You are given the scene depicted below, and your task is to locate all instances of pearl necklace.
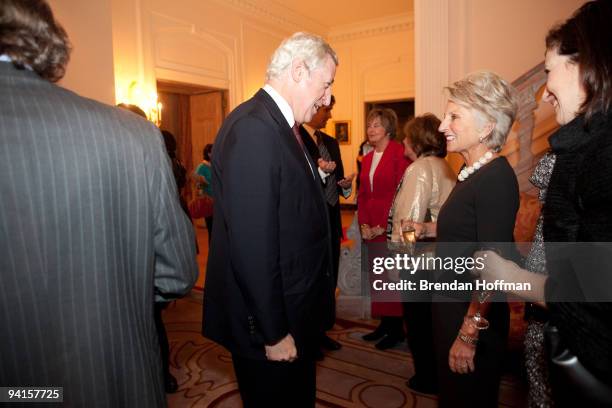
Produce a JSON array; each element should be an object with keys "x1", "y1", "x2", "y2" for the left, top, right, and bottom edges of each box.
[{"x1": 458, "y1": 151, "x2": 493, "y2": 182}]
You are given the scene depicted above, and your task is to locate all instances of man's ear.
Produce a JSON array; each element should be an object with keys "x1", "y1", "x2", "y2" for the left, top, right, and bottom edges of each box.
[{"x1": 290, "y1": 58, "x2": 307, "y2": 83}]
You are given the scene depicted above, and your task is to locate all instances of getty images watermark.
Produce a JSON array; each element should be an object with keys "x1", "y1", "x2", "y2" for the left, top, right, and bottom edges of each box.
[
  {"x1": 359, "y1": 242, "x2": 612, "y2": 303},
  {"x1": 370, "y1": 252, "x2": 531, "y2": 293}
]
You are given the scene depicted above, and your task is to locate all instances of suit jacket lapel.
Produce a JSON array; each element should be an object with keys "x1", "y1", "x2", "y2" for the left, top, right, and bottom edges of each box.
[
  {"x1": 255, "y1": 90, "x2": 318, "y2": 181},
  {"x1": 254, "y1": 90, "x2": 328, "y2": 216}
]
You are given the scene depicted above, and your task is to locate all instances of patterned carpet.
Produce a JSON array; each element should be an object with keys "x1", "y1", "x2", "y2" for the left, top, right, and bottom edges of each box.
[{"x1": 163, "y1": 292, "x2": 527, "y2": 407}]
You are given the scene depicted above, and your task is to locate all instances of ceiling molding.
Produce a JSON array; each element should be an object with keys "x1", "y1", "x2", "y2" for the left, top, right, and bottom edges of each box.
[
  {"x1": 328, "y1": 13, "x2": 413, "y2": 42},
  {"x1": 211, "y1": 0, "x2": 326, "y2": 35}
]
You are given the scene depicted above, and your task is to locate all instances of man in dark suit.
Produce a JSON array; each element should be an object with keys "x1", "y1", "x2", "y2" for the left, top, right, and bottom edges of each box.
[
  {"x1": 202, "y1": 32, "x2": 338, "y2": 407},
  {"x1": 299, "y1": 96, "x2": 355, "y2": 354},
  {"x1": 0, "y1": 1, "x2": 198, "y2": 406}
]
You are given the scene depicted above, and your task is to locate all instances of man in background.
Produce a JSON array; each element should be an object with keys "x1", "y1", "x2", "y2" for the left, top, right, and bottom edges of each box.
[
  {"x1": 0, "y1": 1, "x2": 198, "y2": 406},
  {"x1": 300, "y1": 96, "x2": 355, "y2": 356},
  {"x1": 202, "y1": 32, "x2": 337, "y2": 406}
]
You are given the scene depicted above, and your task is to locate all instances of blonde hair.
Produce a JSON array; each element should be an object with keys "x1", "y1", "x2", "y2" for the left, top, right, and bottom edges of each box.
[
  {"x1": 266, "y1": 32, "x2": 338, "y2": 80},
  {"x1": 446, "y1": 71, "x2": 518, "y2": 152}
]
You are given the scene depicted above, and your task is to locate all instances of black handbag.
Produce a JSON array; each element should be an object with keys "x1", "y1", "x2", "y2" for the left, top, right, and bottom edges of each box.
[{"x1": 545, "y1": 323, "x2": 612, "y2": 407}]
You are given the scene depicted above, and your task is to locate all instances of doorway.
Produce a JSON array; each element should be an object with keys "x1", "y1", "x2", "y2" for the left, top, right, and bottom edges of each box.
[{"x1": 157, "y1": 80, "x2": 228, "y2": 199}]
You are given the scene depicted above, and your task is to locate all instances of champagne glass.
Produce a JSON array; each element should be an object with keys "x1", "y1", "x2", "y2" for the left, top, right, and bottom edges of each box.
[
  {"x1": 465, "y1": 246, "x2": 500, "y2": 330},
  {"x1": 464, "y1": 290, "x2": 492, "y2": 330},
  {"x1": 400, "y1": 219, "x2": 417, "y2": 255}
]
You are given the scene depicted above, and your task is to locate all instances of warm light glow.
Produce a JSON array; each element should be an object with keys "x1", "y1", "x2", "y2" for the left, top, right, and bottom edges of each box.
[{"x1": 116, "y1": 80, "x2": 162, "y2": 126}]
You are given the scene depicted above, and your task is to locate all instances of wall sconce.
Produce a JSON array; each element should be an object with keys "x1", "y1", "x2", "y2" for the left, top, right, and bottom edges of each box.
[
  {"x1": 118, "y1": 80, "x2": 162, "y2": 127},
  {"x1": 148, "y1": 100, "x2": 163, "y2": 127}
]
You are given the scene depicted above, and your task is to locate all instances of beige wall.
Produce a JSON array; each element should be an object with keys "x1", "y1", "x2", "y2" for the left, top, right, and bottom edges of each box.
[
  {"x1": 328, "y1": 16, "x2": 414, "y2": 199},
  {"x1": 451, "y1": 0, "x2": 584, "y2": 83},
  {"x1": 49, "y1": 0, "x2": 116, "y2": 105}
]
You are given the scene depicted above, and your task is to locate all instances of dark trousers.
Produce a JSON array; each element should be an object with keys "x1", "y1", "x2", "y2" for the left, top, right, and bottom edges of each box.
[
  {"x1": 204, "y1": 216, "x2": 213, "y2": 243},
  {"x1": 403, "y1": 301, "x2": 437, "y2": 385},
  {"x1": 154, "y1": 302, "x2": 170, "y2": 380},
  {"x1": 232, "y1": 355, "x2": 316, "y2": 408},
  {"x1": 321, "y1": 203, "x2": 341, "y2": 333},
  {"x1": 329, "y1": 203, "x2": 341, "y2": 285}
]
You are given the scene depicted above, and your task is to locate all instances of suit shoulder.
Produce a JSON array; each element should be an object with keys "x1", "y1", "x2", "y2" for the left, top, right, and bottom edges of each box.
[
  {"x1": 222, "y1": 95, "x2": 278, "y2": 131},
  {"x1": 11, "y1": 74, "x2": 162, "y2": 147},
  {"x1": 321, "y1": 132, "x2": 339, "y2": 146}
]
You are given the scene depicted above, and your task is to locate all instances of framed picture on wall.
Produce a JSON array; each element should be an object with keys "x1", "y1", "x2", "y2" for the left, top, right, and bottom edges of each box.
[{"x1": 334, "y1": 121, "x2": 350, "y2": 145}]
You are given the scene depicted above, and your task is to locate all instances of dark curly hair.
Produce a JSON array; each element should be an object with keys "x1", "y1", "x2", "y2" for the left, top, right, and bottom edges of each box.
[
  {"x1": 546, "y1": 0, "x2": 612, "y2": 121},
  {"x1": 0, "y1": 0, "x2": 71, "y2": 82}
]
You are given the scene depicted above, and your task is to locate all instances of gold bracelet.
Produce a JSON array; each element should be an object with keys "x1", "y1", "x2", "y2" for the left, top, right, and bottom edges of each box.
[{"x1": 457, "y1": 331, "x2": 478, "y2": 346}]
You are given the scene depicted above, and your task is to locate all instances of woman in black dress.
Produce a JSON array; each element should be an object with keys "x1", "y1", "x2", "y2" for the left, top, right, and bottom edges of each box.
[{"x1": 410, "y1": 71, "x2": 519, "y2": 407}]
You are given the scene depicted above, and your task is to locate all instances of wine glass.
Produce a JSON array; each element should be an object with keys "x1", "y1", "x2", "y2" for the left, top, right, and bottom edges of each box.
[
  {"x1": 400, "y1": 219, "x2": 417, "y2": 255},
  {"x1": 464, "y1": 246, "x2": 501, "y2": 330},
  {"x1": 464, "y1": 290, "x2": 492, "y2": 330}
]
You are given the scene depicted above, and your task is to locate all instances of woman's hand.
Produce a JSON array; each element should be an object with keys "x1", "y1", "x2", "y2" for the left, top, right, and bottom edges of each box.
[
  {"x1": 400, "y1": 220, "x2": 428, "y2": 241},
  {"x1": 474, "y1": 250, "x2": 548, "y2": 305},
  {"x1": 360, "y1": 224, "x2": 373, "y2": 240},
  {"x1": 448, "y1": 336, "x2": 476, "y2": 374},
  {"x1": 474, "y1": 250, "x2": 522, "y2": 282},
  {"x1": 370, "y1": 225, "x2": 385, "y2": 238},
  {"x1": 360, "y1": 224, "x2": 384, "y2": 240}
]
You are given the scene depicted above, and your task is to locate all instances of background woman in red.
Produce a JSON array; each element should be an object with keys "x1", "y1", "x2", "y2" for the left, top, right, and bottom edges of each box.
[{"x1": 358, "y1": 108, "x2": 411, "y2": 349}]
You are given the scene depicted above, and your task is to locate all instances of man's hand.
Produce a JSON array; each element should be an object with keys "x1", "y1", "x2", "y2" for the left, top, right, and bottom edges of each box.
[
  {"x1": 317, "y1": 158, "x2": 336, "y2": 173},
  {"x1": 265, "y1": 334, "x2": 297, "y2": 362},
  {"x1": 337, "y1": 173, "x2": 356, "y2": 189}
]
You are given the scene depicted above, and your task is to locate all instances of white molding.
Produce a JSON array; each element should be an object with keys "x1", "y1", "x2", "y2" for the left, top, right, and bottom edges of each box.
[
  {"x1": 146, "y1": 11, "x2": 240, "y2": 108},
  {"x1": 414, "y1": 0, "x2": 448, "y2": 117},
  {"x1": 328, "y1": 13, "x2": 413, "y2": 42},
  {"x1": 211, "y1": 0, "x2": 326, "y2": 34}
]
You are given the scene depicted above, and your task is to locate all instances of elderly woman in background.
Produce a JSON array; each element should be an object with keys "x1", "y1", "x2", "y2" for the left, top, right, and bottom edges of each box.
[
  {"x1": 358, "y1": 108, "x2": 411, "y2": 350},
  {"x1": 411, "y1": 71, "x2": 519, "y2": 406},
  {"x1": 386, "y1": 113, "x2": 455, "y2": 394},
  {"x1": 477, "y1": 1, "x2": 612, "y2": 406}
]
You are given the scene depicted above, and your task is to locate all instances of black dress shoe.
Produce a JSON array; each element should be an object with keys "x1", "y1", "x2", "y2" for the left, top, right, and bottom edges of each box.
[
  {"x1": 165, "y1": 374, "x2": 178, "y2": 393},
  {"x1": 406, "y1": 376, "x2": 437, "y2": 395},
  {"x1": 362, "y1": 326, "x2": 386, "y2": 342},
  {"x1": 374, "y1": 334, "x2": 405, "y2": 350},
  {"x1": 320, "y1": 335, "x2": 342, "y2": 351}
]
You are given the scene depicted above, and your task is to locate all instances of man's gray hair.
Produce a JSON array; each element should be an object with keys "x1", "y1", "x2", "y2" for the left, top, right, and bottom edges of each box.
[
  {"x1": 266, "y1": 32, "x2": 338, "y2": 80},
  {"x1": 446, "y1": 71, "x2": 518, "y2": 153}
]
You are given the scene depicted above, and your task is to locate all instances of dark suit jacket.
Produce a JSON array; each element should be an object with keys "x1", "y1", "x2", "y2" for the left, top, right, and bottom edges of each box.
[
  {"x1": 0, "y1": 62, "x2": 198, "y2": 407},
  {"x1": 202, "y1": 89, "x2": 334, "y2": 360},
  {"x1": 299, "y1": 127, "x2": 345, "y2": 237}
]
